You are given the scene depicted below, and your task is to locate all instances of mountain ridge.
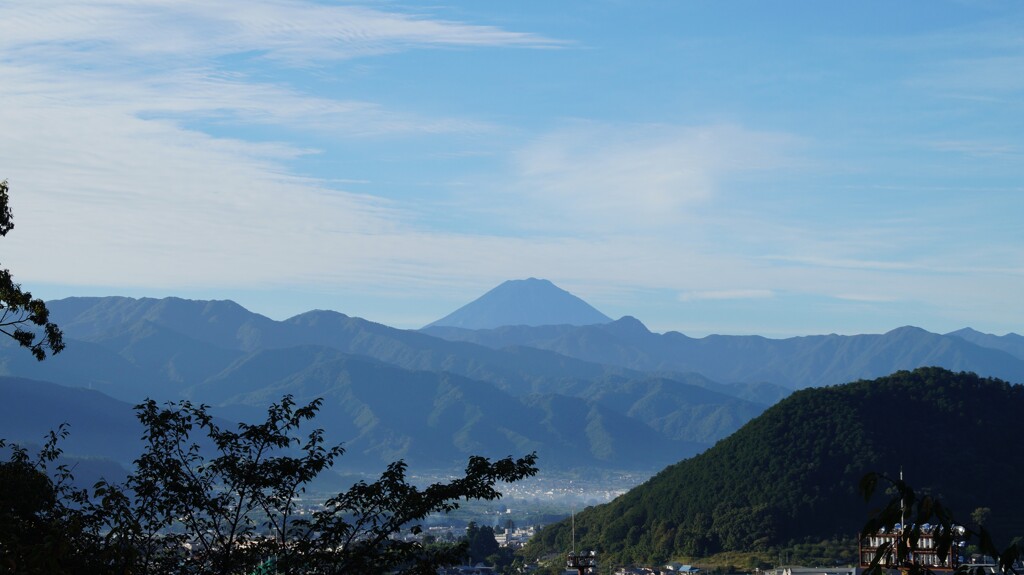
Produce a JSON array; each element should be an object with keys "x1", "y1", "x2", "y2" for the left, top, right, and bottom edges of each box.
[
  {"x1": 423, "y1": 319, "x2": 1024, "y2": 388},
  {"x1": 4, "y1": 296, "x2": 770, "y2": 472},
  {"x1": 946, "y1": 327, "x2": 1024, "y2": 361},
  {"x1": 8, "y1": 293, "x2": 1022, "y2": 475}
]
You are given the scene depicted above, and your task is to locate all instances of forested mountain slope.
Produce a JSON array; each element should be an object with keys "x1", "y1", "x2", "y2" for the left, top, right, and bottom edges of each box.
[{"x1": 526, "y1": 368, "x2": 1024, "y2": 565}]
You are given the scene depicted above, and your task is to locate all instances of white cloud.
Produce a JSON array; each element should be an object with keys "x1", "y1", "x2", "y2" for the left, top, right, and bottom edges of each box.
[
  {"x1": 506, "y1": 122, "x2": 799, "y2": 231},
  {"x1": 0, "y1": 0, "x2": 542, "y2": 138},
  {"x1": 0, "y1": 1, "x2": 559, "y2": 65},
  {"x1": 9, "y1": 64, "x2": 493, "y2": 137},
  {"x1": 0, "y1": 0, "x2": 559, "y2": 292},
  {"x1": 0, "y1": 94, "x2": 397, "y2": 287}
]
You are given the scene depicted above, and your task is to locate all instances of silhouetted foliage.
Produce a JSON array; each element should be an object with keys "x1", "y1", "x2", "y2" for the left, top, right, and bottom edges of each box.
[
  {"x1": 0, "y1": 396, "x2": 537, "y2": 574},
  {"x1": 465, "y1": 521, "x2": 500, "y2": 564},
  {"x1": 0, "y1": 180, "x2": 64, "y2": 360},
  {"x1": 0, "y1": 426, "x2": 112, "y2": 574},
  {"x1": 859, "y1": 471, "x2": 1021, "y2": 575}
]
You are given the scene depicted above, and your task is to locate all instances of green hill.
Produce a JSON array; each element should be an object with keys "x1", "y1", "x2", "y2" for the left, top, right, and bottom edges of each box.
[{"x1": 526, "y1": 368, "x2": 1024, "y2": 565}]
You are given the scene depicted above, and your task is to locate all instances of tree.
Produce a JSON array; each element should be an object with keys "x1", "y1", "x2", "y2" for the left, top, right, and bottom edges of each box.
[
  {"x1": 0, "y1": 180, "x2": 63, "y2": 360},
  {"x1": 0, "y1": 395, "x2": 538, "y2": 575},
  {"x1": 466, "y1": 522, "x2": 500, "y2": 565},
  {"x1": 88, "y1": 396, "x2": 346, "y2": 575},
  {"x1": 972, "y1": 507, "x2": 992, "y2": 530},
  {"x1": 0, "y1": 427, "x2": 111, "y2": 574},
  {"x1": 0, "y1": 458, "x2": 68, "y2": 572}
]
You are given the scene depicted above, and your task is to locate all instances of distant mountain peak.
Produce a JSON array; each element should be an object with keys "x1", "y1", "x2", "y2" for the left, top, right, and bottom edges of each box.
[
  {"x1": 424, "y1": 278, "x2": 612, "y2": 329},
  {"x1": 947, "y1": 327, "x2": 985, "y2": 337},
  {"x1": 604, "y1": 315, "x2": 651, "y2": 337},
  {"x1": 884, "y1": 325, "x2": 930, "y2": 337}
]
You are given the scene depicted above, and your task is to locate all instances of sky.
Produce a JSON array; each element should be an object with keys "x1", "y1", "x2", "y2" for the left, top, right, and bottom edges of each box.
[{"x1": 1, "y1": 0, "x2": 1022, "y2": 337}]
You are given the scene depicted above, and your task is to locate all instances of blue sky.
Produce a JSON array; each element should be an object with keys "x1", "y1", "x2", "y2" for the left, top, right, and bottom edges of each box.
[{"x1": 2, "y1": 1, "x2": 1022, "y2": 336}]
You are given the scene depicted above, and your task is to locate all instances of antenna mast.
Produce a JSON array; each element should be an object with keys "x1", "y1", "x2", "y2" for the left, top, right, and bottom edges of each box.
[
  {"x1": 572, "y1": 509, "x2": 576, "y2": 553},
  {"x1": 566, "y1": 508, "x2": 597, "y2": 575}
]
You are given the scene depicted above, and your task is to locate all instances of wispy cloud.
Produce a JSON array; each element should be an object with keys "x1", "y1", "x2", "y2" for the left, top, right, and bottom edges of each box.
[
  {"x1": 884, "y1": 13, "x2": 1024, "y2": 99},
  {"x1": 0, "y1": 0, "x2": 561, "y2": 294},
  {"x1": 8, "y1": 64, "x2": 494, "y2": 137},
  {"x1": 503, "y1": 122, "x2": 799, "y2": 231},
  {"x1": 914, "y1": 55, "x2": 1024, "y2": 97},
  {"x1": 678, "y1": 289, "x2": 774, "y2": 302},
  {"x1": 926, "y1": 139, "x2": 1022, "y2": 159},
  {"x1": 0, "y1": 0, "x2": 549, "y2": 137},
  {"x1": 762, "y1": 255, "x2": 920, "y2": 272},
  {"x1": 0, "y1": 1, "x2": 560, "y2": 64}
]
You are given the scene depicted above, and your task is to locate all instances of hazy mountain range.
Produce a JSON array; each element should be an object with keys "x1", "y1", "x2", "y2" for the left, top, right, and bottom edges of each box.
[
  {"x1": 1, "y1": 279, "x2": 1021, "y2": 476},
  {"x1": 424, "y1": 320, "x2": 1024, "y2": 388}
]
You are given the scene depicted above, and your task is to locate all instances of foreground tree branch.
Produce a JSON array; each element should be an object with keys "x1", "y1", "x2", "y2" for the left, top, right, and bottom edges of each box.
[
  {"x1": 0, "y1": 179, "x2": 64, "y2": 360},
  {"x1": 0, "y1": 395, "x2": 538, "y2": 575}
]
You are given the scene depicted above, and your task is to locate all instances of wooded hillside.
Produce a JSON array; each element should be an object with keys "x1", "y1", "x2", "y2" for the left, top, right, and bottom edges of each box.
[{"x1": 526, "y1": 368, "x2": 1024, "y2": 565}]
